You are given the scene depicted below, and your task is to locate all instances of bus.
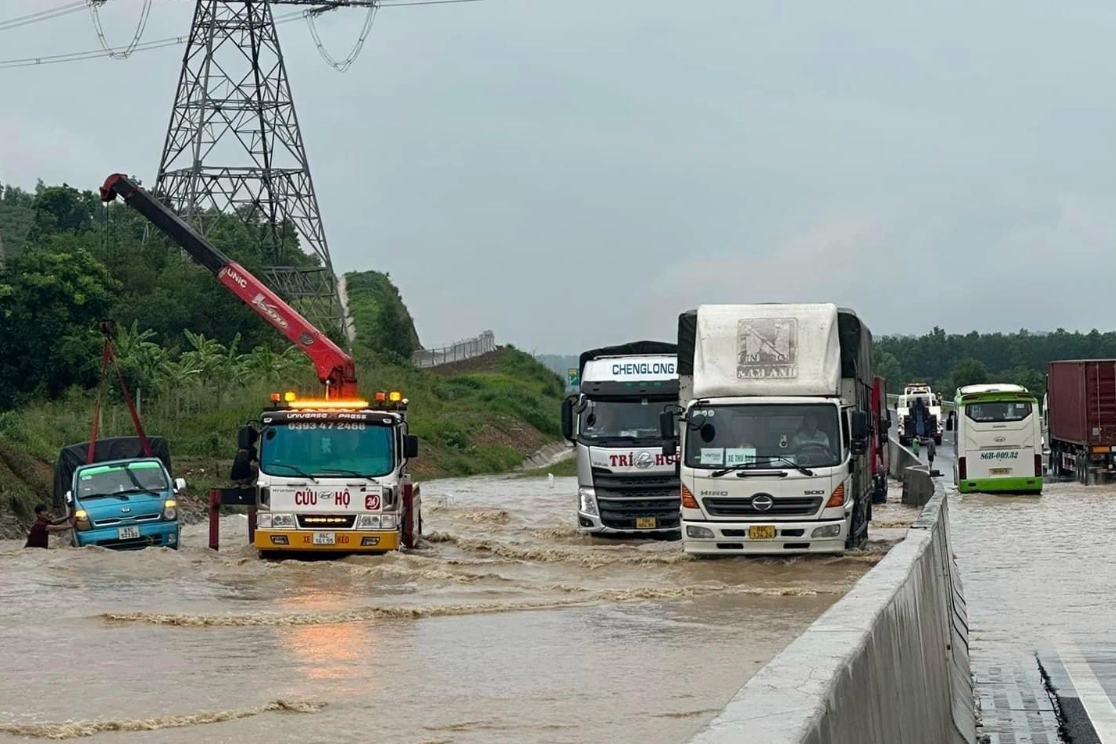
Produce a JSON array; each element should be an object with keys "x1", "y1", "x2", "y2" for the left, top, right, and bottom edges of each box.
[{"x1": 953, "y1": 384, "x2": 1043, "y2": 494}]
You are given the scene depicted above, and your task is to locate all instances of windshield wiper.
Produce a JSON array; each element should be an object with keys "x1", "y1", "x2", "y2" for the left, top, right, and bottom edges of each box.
[
  {"x1": 753, "y1": 456, "x2": 814, "y2": 477},
  {"x1": 267, "y1": 463, "x2": 319, "y2": 483},
  {"x1": 318, "y1": 467, "x2": 379, "y2": 479}
]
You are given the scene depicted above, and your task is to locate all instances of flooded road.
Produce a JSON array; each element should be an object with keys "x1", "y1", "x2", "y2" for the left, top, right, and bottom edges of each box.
[{"x1": 0, "y1": 474, "x2": 909, "y2": 743}]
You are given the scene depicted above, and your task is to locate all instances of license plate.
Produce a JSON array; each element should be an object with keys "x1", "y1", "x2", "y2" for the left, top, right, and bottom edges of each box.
[
  {"x1": 312, "y1": 532, "x2": 336, "y2": 545},
  {"x1": 635, "y1": 517, "x2": 657, "y2": 529},
  {"x1": 990, "y1": 468, "x2": 1011, "y2": 476},
  {"x1": 748, "y1": 525, "x2": 776, "y2": 540},
  {"x1": 118, "y1": 526, "x2": 140, "y2": 540}
]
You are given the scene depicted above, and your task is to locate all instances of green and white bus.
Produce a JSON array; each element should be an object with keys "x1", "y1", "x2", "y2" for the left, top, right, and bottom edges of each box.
[{"x1": 953, "y1": 384, "x2": 1043, "y2": 494}]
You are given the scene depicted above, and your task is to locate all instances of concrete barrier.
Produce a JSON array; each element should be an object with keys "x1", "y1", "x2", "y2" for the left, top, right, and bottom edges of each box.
[{"x1": 686, "y1": 485, "x2": 975, "y2": 744}]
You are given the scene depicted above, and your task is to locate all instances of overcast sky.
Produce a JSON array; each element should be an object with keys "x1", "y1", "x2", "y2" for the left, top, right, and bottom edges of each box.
[{"x1": 3, "y1": 0, "x2": 1116, "y2": 354}]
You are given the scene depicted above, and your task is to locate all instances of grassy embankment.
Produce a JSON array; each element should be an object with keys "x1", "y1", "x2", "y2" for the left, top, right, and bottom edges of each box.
[{"x1": 0, "y1": 271, "x2": 564, "y2": 534}]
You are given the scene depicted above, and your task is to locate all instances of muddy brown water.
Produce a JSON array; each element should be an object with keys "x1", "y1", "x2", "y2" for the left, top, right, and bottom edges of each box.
[{"x1": 0, "y1": 475, "x2": 913, "y2": 743}]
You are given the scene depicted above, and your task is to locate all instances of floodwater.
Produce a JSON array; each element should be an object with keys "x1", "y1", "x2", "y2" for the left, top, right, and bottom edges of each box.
[{"x1": 0, "y1": 474, "x2": 911, "y2": 744}]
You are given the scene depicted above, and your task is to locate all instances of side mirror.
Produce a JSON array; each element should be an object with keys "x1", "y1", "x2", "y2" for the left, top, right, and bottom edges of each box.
[
  {"x1": 65, "y1": 491, "x2": 73, "y2": 505},
  {"x1": 403, "y1": 435, "x2": 420, "y2": 459},
  {"x1": 659, "y1": 411, "x2": 676, "y2": 440},
  {"x1": 946, "y1": 415, "x2": 954, "y2": 432},
  {"x1": 174, "y1": 478, "x2": 186, "y2": 493},
  {"x1": 230, "y1": 448, "x2": 255, "y2": 481},
  {"x1": 661, "y1": 439, "x2": 678, "y2": 458},
  {"x1": 851, "y1": 411, "x2": 869, "y2": 441},
  {"x1": 237, "y1": 425, "x2": 258, "y2": 451},
  {"x1": 560, "y1": 397, "x2": 576, "y2": 442},
  {"x1": 883, "y1": 412, "x2": 892, "y2": 431}
]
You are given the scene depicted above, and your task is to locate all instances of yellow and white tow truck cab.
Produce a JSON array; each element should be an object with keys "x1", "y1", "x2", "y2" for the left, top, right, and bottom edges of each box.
[{"x1": 239, "y1": 391, "x2": 422, "y2": 555}]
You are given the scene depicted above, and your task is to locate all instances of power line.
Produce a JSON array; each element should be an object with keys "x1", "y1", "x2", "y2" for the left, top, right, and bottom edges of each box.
[
  {"x1": 306, "y1": 4, "x2": 377, "y2": 72},
  {"x1": 89, "y1": 0, "x2": 154, "y2": 59},
  {"x1": 0, "y1": 8, "x2": 307, "y2": 69},
  {"x1": 0, "y1": 1, "x2": 87, "y2": 33}
]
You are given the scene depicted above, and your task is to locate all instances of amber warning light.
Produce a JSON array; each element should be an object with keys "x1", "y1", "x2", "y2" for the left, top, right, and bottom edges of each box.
[{"x1": 288, "y1": 399, "x2": 370, "y2": 410}]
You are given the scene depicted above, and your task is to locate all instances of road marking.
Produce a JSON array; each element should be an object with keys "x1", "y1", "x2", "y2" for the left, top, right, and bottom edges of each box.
[{"x1": 1056, "y1": 636, "x2": 1116, "y2": 742}]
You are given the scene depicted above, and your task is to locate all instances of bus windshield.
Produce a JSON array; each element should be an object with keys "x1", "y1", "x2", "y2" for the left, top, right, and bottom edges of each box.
[
  {"x1": 965, "y1": 401, "x2": 1033, "y2": 423},
  {"x1": 260, "y1": 424, "x2": 395, "y2": 478},
  {"x1": 685, "y1": 403, "x2": 842, "y2": 469}
]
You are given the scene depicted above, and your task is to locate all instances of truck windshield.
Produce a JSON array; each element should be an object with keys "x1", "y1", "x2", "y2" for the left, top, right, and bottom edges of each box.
[
  {"x1": 685, "y1": 404, "x2": 842, "y2": 469},
  {"x1": 78, "y1": 461, "x2": 168, "y2": 499},
  {"x1": 260, "y1": 424, "x2": 394, "y2": 478},
  {"x1": 965, "y1": 401, "x2": 1033, "y2": 423},
  {"x1": 578, "y1": 397, "x2": 674, "y2": 443}
]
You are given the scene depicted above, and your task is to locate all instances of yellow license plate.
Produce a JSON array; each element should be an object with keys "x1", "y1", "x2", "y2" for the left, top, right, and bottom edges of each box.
[
  {"x1": 990, "y1": 468, "x2": 1011, "y2": 476},
  {"x1": 748, "y1": 525, "x2": 776, "y2": 540},
  {"x1": 635, "y1": 517, "x2": 657, "y2": 529}
]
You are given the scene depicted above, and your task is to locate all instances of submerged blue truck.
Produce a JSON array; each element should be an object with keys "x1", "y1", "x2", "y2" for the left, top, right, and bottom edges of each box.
[{"x1": 54, "y1": 437, "x2": 184, "y2": 550}]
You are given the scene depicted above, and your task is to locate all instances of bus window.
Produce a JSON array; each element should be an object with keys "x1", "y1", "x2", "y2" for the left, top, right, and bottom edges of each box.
[{"x1": 965, "y1": 402, "x2": 1032, "y2": 423}]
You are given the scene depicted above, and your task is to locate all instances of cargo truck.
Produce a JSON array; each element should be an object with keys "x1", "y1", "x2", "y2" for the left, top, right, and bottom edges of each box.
[
  {"x1": 561, "y1": 342, "x2": 681, "y2": 535},
  {"x1": 663, "y1": 304, "x2": 874, "y2": 555},
  {"x1": 1046, "y1": 360, "x2": 1116, "y2": 484}
]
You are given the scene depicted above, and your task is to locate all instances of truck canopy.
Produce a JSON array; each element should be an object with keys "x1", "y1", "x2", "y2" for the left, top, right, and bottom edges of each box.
[
  {"x1": 690, "y1": 303, "x2": 870, "y2": 399},
  {"x1": 53, "y1": 437, "x2": 172, "y2": 507}
]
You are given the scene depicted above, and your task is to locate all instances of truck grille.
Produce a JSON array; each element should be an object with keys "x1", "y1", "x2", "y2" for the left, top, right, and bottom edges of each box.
[
  {"x1": 92, "y1": 513, "x2": 161, "y2": 527},
  {"x1": 596, "y1": 497, "x2": 680, "y2": 530},
  {"x1": 702, "y1": 496, "x2": 822, "y2": 518},
  {"x1": 97, "y1": 535, "x2": 162, "y2": 550},
  {"x1": 296, "y1": 514, "x2": 356, "y2": 530}
]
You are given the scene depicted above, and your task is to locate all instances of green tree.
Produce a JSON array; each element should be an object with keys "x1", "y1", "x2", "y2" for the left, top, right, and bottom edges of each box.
[
  {"x1": 950, "y1": 359, "x2": 989, "y2": 390},
  {"x1": 873, "y1": 349, "x2": 903, "y2": 386},
  {"x1": 0, "y1": 248, "x2": 119, "y2": 405}
]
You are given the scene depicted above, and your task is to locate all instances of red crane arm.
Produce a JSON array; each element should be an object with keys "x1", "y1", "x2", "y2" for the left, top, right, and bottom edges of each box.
[{"x1": 100, "y1": 173, "x2": 358, "y2": 399}]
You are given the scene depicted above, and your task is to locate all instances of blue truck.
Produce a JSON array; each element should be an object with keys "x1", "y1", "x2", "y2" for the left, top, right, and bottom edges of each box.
[{"x1": 53, "y1": 437, "x2": 184, "y2": 550}]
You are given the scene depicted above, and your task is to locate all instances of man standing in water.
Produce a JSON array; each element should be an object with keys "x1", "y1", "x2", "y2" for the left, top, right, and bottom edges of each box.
[{"x1": 25, "y1": 505, "x2": 73, "y2": 549}]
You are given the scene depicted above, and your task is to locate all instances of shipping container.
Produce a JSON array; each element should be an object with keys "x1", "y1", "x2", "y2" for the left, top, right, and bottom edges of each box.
[{"x1": 1047, "y1": 359, "x2": 1116, "y2": 483}]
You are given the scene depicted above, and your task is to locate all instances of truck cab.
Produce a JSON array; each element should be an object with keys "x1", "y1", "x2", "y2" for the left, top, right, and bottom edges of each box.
[
  {"x1": 561, "y1": 343, "x2": 681, "y2": 535},
  {"x1": 55, "y1": 437, "x2": 183, "y2": 550},
  {"x1": 667, "y1": 304, "x2": 873, "y2": 556},
  {"x1": 237, "y1": 391, "x2": 422, "y2": 554}
]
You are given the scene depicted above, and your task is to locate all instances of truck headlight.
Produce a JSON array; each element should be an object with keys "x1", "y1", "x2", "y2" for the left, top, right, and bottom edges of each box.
[
  {"x1": 578, "y1": 488, "x2": 598, "y2": 516},
  {"x1": 812, "y1": 524, "x2": 842, "y2": 538},
  {"x1": 74, "y1": 510, "x2": 91, "y2": 532},
  {"x1": 162, "y1": 499, "x2": 177, "y2": 521},
  {"x1": 271, "y1": 513, "x2": 295, "y2": 528},
  {"x1": 257, "y1": 513, "x2": 273, "y2": 529},
  {"x1": 686, "y1": 525, "x2": 714, "y2": 539},
  {"x1": 356, "y1": 514, "x2": 382, "y2": 529},
  {"x1": 381, "y1": 514, "x2": 397, "y2": 530}
]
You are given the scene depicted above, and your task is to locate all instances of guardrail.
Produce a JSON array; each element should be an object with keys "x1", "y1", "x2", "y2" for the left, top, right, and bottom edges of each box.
[{"x1": 412, "y1": 330, "x2": 496, "y2": 368}]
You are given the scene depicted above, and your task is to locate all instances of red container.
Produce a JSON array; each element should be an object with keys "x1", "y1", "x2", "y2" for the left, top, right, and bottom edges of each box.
[{"x1": 1047, "y1": 360, "x2": 1116, "y2": 447}]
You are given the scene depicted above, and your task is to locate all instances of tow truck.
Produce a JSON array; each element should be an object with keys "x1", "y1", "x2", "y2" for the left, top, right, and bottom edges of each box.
[{"x1": 100, "y1": 174, "x2": 422, "y2": 555}]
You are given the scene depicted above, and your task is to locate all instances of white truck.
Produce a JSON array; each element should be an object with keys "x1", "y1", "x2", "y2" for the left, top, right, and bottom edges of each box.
[
  {"x1": 896, "y1": 383, "x2": 943, "y2": 446},
  {"x1": 663, "y1": 304, "x2": 874, "y2": 555},
  {"x1": 561, "y1": 342, "x2": 681, "y2": 535}
]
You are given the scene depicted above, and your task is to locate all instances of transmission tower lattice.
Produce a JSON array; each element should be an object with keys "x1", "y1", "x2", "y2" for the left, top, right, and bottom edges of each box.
[{"x1": 154, "y1": 0, "x2": 372, "y2": 336}]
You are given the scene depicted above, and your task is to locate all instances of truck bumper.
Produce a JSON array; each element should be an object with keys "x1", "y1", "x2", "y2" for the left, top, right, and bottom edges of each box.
[
  {"x1": 76, "y1": 522, "x2": 180, "y2": 550},
  {"x1": 254, "y1": 529, "x2": 401, "y2": 552},
  {"x1": 958, "y1": 476, "x2": 1042, "y2": 494},
  {"x1": 576, "y1": 510, "x2": 680, "y2": 536},
  {"x1": 680, "y1": 518, "x2": 847, "y2": 555}
]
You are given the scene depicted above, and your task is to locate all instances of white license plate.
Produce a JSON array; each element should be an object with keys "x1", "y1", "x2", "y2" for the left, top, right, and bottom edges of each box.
[
  {"x1": 312, "y1": 532, "x2": 336, "y2": 546},
  {"x1": 118, "y1": 526, "x2": 140, "y2": 540}
]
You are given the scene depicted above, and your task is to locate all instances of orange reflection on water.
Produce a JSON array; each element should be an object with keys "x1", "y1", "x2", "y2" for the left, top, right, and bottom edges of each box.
[{"x1": 272, "y1": 587, "x2": 383, "y2": 694}]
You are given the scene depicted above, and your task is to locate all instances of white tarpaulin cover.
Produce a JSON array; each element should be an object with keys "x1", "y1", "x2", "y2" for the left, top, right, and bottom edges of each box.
[{"x1": 693, "y1": 303, "x2": 842, "y2": 398}]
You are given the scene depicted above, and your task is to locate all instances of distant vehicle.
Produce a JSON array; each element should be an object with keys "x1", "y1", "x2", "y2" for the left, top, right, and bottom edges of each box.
[
  {"x1": 54, "y1": 437, "x2": 184, "y2": 550},
  {"x1": 561, "y1": 342, "x2": 680, "y2": 535},
  {"x1": 665, "y1": 303, "x2": 874, "y2": 556},
  {"x1": 952, "y1": 384, "x2": 1042, "y2": 494},
  {"x1": 896, "y1": 383, "x2": 942, "y2": 446},
  {"x1": 1046, "y1": 360, "x2": 1116, "y2": 484}
]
